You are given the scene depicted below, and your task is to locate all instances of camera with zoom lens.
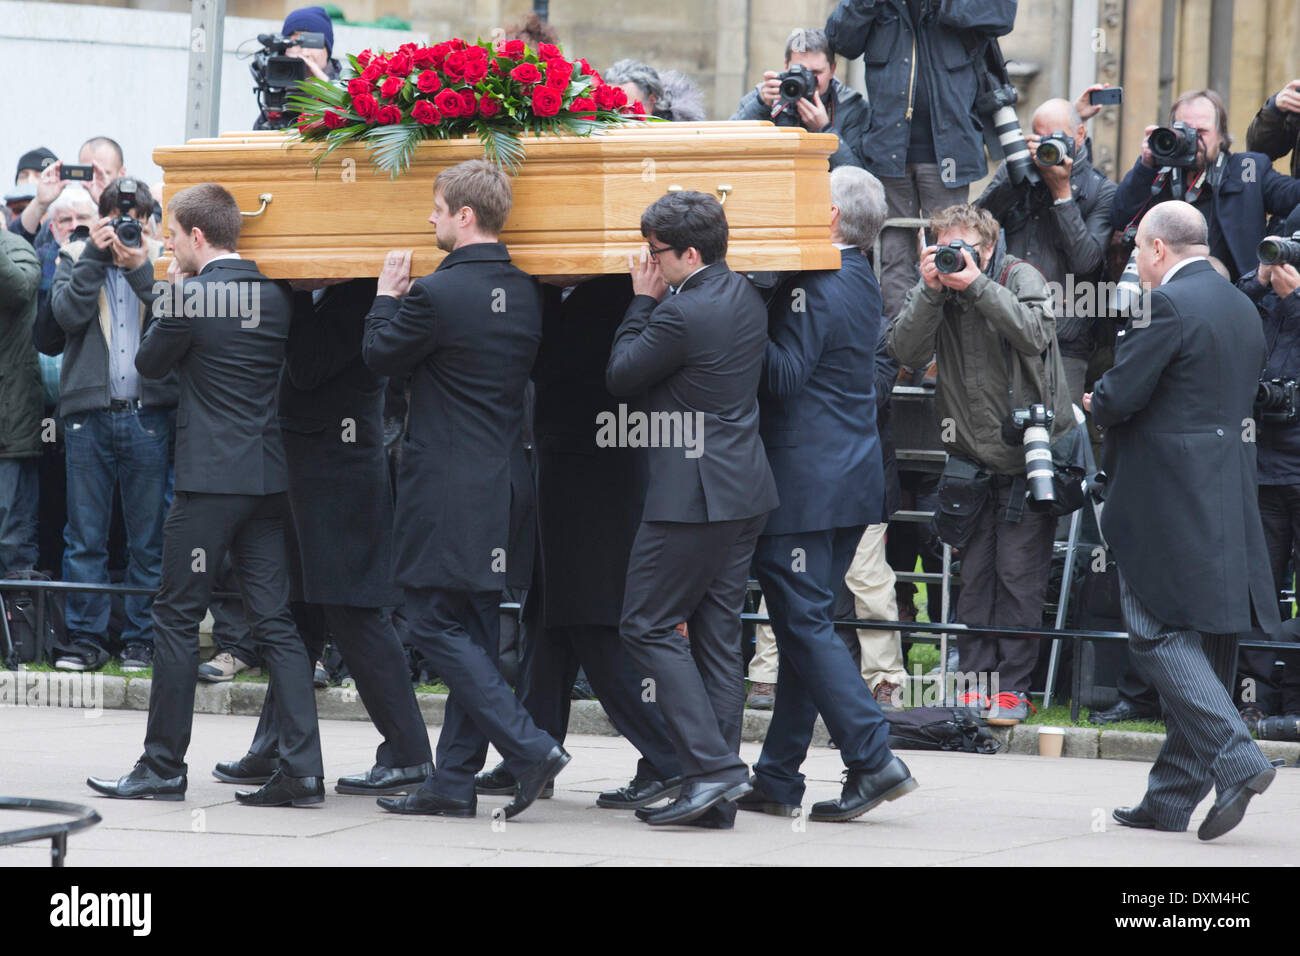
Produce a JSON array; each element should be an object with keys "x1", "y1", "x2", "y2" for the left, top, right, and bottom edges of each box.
[
  {"x1": 776, "y1": 64, "x2": 817, "y2": 106},
  {"x1": 1258, "y1": 232, "x2": 1300, "y2": 268},
  {"x1": 250, "y1": 31, "x2": 325, "y2": 129},
  {"x1": 976, "y1": 83, "x2": 1038, "y2": 187},
  {"x1": 1149, "y1": 120, "x2": 1199, "y2": 167},
  {"x1": 1256, "y1": 715, "x2": 1300, "y2": 741},
  {"x1": 1035, "y1": 130, "x2": 1075, "y2": 167},
  {"x1": 110, "y1": 179, "x2": 142, "y2": 248},
  {"x1": 934, "y1": 240, "x2": 981, "y2": 275},
  {"x1": 1110, "y1": 248, "x2": 1146, "y2": 320},
  {"x1": 1004, "y1": 404, "x2": 1056, "y2": 506},
  {"x1": 1256, "y1": 378, "x2": 1300, "y2": 425}
]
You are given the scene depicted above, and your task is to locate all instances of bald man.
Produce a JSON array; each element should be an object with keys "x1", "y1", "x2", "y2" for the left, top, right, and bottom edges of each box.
[
  {"x1": 977, "y1": 96, "x2": 1116, "y2": 405},
  {"x1": 1084, "y1": 201, "x2": 1278, "y2": 841}
]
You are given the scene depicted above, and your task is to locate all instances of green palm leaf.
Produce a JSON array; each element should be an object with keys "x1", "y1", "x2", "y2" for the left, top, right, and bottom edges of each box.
[
  {"x1": 477, "y1": 126, "x2": 526, "y2": 174},
  {"x1": 365, "y1": 123, "x2": 425, "y2": 178}
]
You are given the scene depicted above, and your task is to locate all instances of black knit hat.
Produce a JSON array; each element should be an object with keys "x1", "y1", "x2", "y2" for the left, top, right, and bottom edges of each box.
[{"x1": 16, "y1": 147, "x2": 57, "y2": 182}]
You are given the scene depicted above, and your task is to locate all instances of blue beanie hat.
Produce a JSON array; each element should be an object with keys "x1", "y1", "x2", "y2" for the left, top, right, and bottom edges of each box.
[{"x1": 282, "y1": 6, "x2": 334, "y2": 55}]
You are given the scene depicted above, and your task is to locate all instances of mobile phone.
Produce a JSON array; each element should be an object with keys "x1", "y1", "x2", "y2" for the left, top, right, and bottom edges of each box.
[
  {"x1": 60, "y1": 164, "x2": 94, "y2": 181},
  {"x1": 1089, "y1": 87, "x2": 1123, "y2": 106}
]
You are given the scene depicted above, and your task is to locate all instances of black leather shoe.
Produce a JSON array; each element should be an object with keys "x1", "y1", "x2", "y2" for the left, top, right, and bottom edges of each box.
[
  {"x1": 475, "y1": 761, "x2": 553, "y2": 798},
  {"x1": 643, "y1": 779, "x2": 752, "y2": 827},
  {"x1": 1113, "y1": 805, "x2": 1183, "y2": 831},
  {"x1": 1090, "y1": 700, "x2": 1161, "y2": 725},
  {"x1": 809, "y1": 756, "x2": 917, "y2": 822},
  {"x1": 735, "y1": 774, "x2": 800, "y2": 817},
  {"x1": 1198, "y1": 767, "x2": 1275, "y2": 841},
  {"x1": 213, "y1": 753, "x2": 278, "y2": 784},
  {"x1": 336, "y1": 762, "x2": 433, "y2": 795},
  {"x1": 596, "y1": 775, "x2": 682, "y2": 809},
  {"x1": 504, "y1": 746, "x2": 571, "y2": 819},
  {"x1": 235, "y1": 770, "x2": 324, "y2": 807},
  {"x1": 88, "y1": 762, "x2": 186, "y2": 801},
  {"x1": 682, "y1": 804, "x2": 736, "y2": 829},
  {"x1": 377, "y1": 789, "x2": 476, "y2": 817}
]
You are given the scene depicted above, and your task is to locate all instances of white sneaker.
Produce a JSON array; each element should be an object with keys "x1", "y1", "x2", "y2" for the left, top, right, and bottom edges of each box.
[{"x1": 197, "y1": 651, "x2": 259, "y2": 683}]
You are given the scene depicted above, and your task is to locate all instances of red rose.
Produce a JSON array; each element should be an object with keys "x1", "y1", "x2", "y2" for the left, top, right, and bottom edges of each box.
[
  {"x1": 532, "y1": 85, "x2": 562, "y2": 117},
  {"x1": 416, "y1": 70, "x2": 441, "y2": 93},
  {"x1": 479, "y1": 94, "x2": 501, "y2": 118},
  {"x1": 380, "y1": 76, "x2": 403, "y2": 99},
  {"x1": 510, "y1": 62, "x2": 541, "y2": 84},
  {"x1": 352, "y1": 93, "x2": 379, "y2": 119},
  {"x1": 611, "y1": 86, "x2": 628, "y2": 108},
  {"x1": 538, "y1": 42, "x2": 561, "y2": 60},
  {"x1": 491, "y1": 59, "x2": 503, "y2": 75},
  {"x1": 376, "y1": 105, "x2": 402, "y2": 125},
  {"x1": 434, "y1": 88, "x2": 463, "y2": 117},
  {"x1": 499, "y1": 39, "x2": 525, "y2": 58},
  {"x1": 592, "y1": 84, "x2": 617, "y2": 110},
  {"x1": 463, "y1": 58, "x2": 489, "y2": 84},
  {"x1": 448, "y1": 38, "x2": 465, "y2": 52},
  {"x1": 372, "y1": 55, "x2": 391, "y2": 73},
  {"x1": 466, "y1": 44, "x2": 489, "y2": 61},
  {"x1": 443, "y1": 49, "x2": 467, "y2": 79},
  {"x1": 361, "y1": 62, "x2": 382, "y2": 81},
  {"x1": 322, "y1": 110, "x2": 345, "y2": 129},
  {"x1": 412, "y1": 46, "x2": 437, "y2": 67},
  {"x1": 411, "y1": 100, "x2": 442, "y2": 125},
  {"x1": 387, "y1": 52, "x2": 413, "y2": 77},
  {"x1": 576, "y1": 58, "x2": 592, "y2": 76},
  {"x1": 399, "y1": 42, "x2": 417, "y2": 54},
  {"x1": 347, "y1": 77, "x2": 371, "y2": 97},
  {"x1": 458, "y1": 89, "x2": 477, "y2": 115},
  {"x1": 626, "y1": 101, "x2": 647, "y2": 116},
  {"x1": 569, "y1": 96, "x2": 596, "y2": 119},
  {"x1": 357, "y1": 49, "x2": 373, "y2": 67},
  {"x1": 546, "y1": 70, "x2": 571, "y2": 91}
]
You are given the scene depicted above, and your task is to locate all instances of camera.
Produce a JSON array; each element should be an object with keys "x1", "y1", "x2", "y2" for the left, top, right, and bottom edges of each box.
[
  {"x1": 1256, "y1": 378, "x2": 1300, "y2": 424},
  {"x1": 1110, "y1": 248, "x2": 1146, "y2": 320},
  {"x1": 1035, "y1": 130, "x2": 1074, "y2": 167},
  {"x1": 1005, "y1": 404, "x2": 1056, "y2": 505},
  {"x1": 776, "y1": 64, "x2": 817, "y2": 106},
  {"x1": 976, "y1": 83, "x2": 1038, "y2": 187},
  {"x1": 110, "y1": 179, "x2": 142, "y2": 248},
  {"x1": 1258, "y1": 232, "x2": 1300, "y2": 268},
  {"x1": 1256, "y1": 715, "x2": 1300, "y2": 741},
  {"x1": 934, "y1": 240, "x2": 981, "y2": 274},
  {"x1": 1149, "y1": 121, "x2": 1199, "y2": 167},
  {"x1": 250, "y1": 31, "x2": 325, "y2": 129}
]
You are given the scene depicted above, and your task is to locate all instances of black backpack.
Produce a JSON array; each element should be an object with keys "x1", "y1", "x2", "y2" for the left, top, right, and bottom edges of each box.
[
  {"x1": 0, "y1": 571, "x2": 66, "y2": 667},
  {"x1": 884, "y1": 706, "x2": 1002, "y2": 754}
]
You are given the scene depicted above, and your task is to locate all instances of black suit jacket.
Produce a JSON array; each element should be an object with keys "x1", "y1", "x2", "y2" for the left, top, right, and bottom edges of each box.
[
  {"x1": 363, "y1": 243, "x2": 543, "y2": 592},
  {"x1": 606, "y1": 261, "x2": 779, "y2": 524},
  {"x1": 280, "y1": 278, "x2": 401, "y2": 607},
  {"x1": 1092, "y1": 259, "x2": 1279, "y2": 634},
  {"x1": 135, "y1": 257, "x2": 291, "y2": 495}
]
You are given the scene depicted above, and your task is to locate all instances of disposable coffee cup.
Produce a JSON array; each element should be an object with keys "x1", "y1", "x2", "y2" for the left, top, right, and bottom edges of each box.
[{"x1": 1037, "y1": 726, "x2": 1065, "y2": 757}]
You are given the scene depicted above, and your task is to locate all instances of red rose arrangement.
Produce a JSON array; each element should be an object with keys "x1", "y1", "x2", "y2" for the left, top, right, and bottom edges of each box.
[{"x1": 287, "y1": 36, "x2": 651, "y2": 177}]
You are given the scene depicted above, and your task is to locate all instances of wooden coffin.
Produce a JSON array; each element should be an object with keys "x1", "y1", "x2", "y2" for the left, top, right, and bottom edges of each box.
[{"x1": 151, "y1": 122, "x2": 839, "y2": 279}]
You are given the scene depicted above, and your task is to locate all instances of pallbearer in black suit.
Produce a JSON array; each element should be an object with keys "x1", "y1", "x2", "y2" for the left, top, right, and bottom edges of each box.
[
  {"x1": 738, "y1": 166, "x2": 918, "y2": 823},
  {"x1": 607, "y1": 192, "x2": 779, "y2": 828},
  {"x1": 1086, "y1": 202, "x2": 1278, "y2": 840},
  {"x1": 212, "y1": 277, "x2": 433, "y2": 795},
  {"x1": 88, "y1": 184, "x2": 324, "y2": 807},
  {"x1": 363, "y1": 160, "x2": 568, "y2": 819}
]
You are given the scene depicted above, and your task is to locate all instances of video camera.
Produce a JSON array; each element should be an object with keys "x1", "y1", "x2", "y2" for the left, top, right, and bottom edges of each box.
[{"x1": 250, "y1": 31, "x2": 325, "y2": 129}]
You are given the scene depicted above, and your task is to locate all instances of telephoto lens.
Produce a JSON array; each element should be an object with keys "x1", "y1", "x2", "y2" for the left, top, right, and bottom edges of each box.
[
  {"x1": 1111, "y1": 249, "x2": 1145, "y2": 319},
  {"x1": 992, "y1": 103, "x2": 1037, "y2": 185},
  {"x1": 1257, "y1": 232, "x2": 1300, "y2": 267},
  {"x1": 1255, "y1": 716, "x2": 1300, "y2": 742},
  {"x1": 1034, "y1": 131, "x2": 1073, "y2": 166},
  {"x1": 1017, "y1": 405, "x2": 1056, "y2": 504}
]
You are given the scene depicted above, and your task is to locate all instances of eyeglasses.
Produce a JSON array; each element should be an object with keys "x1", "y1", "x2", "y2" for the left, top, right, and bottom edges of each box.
[{"x1": 647, "y1": 244, "x2": 677, "y2": 260}]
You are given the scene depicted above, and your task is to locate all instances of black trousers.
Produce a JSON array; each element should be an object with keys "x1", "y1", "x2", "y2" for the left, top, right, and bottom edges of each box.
[
  {"x1": 404, "y1": 587, "x2": 557, "y2": 803},
  {"x1": 619, "y1": 515, "x2": 767, "y2": 786},
  {"x1": 248, "y1": 602, "x2": 432, "y2": 769},
  {"x1": 144, "y1": 492, "x2": 322, "y2": 779},
  {"x1": 517, "y1": 618, "x2": 681, "y2": 782}
]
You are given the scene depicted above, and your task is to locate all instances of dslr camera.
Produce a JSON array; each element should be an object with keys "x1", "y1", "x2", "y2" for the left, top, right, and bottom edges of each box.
[
  {"x1": 1035, "y1": 130, "x2": 1075, "y2": 167},
  {"x1": 110, "y1": 179, "x2": 143, "y2": 248},
  {"x1": 1004, "y1": 404, "x2": 1056, "y2": 506},
  {"x1": 934, "y1": 240, "x2": 981, "y2": 274},
  {"x1": 1256, "y1": 378, "x2": 1300, "y2": 425},
  {"x1": 1258, "y1": 232, "x2": 1300, "y2": 268},
  {"x1": 776, "y1": 64, "x2": 817, "y2": 107},
  {"x1": 1148, "y1": 120, "x2": 1199, "y2": 167},
  {"x1": 250, "y1": 31, "x2": 325, "y2": 129}
]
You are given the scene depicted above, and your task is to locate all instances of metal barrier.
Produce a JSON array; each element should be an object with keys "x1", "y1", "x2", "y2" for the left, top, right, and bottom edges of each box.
[{"x1": 0, "y1": 797, "x2": 101, "y2": 867}]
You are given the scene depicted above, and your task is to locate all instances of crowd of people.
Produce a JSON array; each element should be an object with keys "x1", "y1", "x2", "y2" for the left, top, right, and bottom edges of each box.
[{"x1": 1, "y1": 2, "x2": 1298, "y2": 835}]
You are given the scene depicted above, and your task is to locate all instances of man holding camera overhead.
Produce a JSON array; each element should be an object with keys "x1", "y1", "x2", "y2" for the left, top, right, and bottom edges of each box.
[
  {"x1": 729, "y1": 28, "x2": 869, "y2": 171},
  {"x1": 1112, "y1": 89, "x2": 1300, "y2": 283},
  {"x1": 887, "y1": 203, "x2": 1073, "y2": 726}
]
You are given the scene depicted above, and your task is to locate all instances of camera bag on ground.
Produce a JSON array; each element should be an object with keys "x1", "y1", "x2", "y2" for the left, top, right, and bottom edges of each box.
[
  {"x1": 884, "y1": 706, "x2": 1002, "y2": 754},
  {"x1": 0, "y1": 570, "x2": 66, "y2": 667}
]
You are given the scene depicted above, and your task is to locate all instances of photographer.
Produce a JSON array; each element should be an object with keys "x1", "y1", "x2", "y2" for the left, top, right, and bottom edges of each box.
[
  {"x1": 729, "y1": 28, "x2": 869, "y2": 170},
  {"x1": 1246, "y1": 78, "x2": 1300, "y2": 181},
  {"x1": 978, "y1": 98, "x2": 1117, "y2": 404},
  {"x1": 12, "y1": 138, "x2": 126, "y2": 247},
  {"x1": 826, "y1": 0, "x2": 1016, "y2": 321},
  {"x1": 48, "y1": 179, "x2": 175, "y2": 674},
  {"x1": 253, "y1": 6, "x2": 341, "y2": 130},
  {"x1": 1112, "y1": 89, "x2": 1300, "y2": 282},
  {"x1": 887, "y1": 204, "x2": 1073, "y2": 725}
]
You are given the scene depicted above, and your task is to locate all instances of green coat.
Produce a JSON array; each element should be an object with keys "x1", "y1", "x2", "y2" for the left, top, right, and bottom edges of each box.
[{"x1": 0, "y1": 231, "x2": 43, "y2": 459}]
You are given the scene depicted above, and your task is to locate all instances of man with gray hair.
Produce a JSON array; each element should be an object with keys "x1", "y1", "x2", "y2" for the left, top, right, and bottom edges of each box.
[
  {"x1": 604, "y1": 59, "x2": 706, "y2": 123},
  {"x1": 739, "y1": 165, "x2": 918, "y2": 823},
  {"x1": 730, "y1": 28, "x2": 869, "y2": 170},
  {"x1": 1085, "y1": 201, "x2": 1279, "y2": 840}
]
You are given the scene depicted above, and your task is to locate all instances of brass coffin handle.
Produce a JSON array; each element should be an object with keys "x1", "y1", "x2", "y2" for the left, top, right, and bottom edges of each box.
[
  {"x1": 240, "y1": 193, "x2": 273, "y2": 218},
  {"x1": 666, "y1": 184, "x2": 733, "y2": 205}
]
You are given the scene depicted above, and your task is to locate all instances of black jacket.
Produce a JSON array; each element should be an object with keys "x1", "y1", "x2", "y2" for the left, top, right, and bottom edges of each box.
[
  {"x1": 1092, "y1": 260, "x2": 1278, "y2": 634},
  {"x1": 825, "y1": 0, "x2": 1016, "y2": 186},
  {"x1": 280, "y1": 278, "x2": 402, "y2": 608},
  {"x1": 135, "y1": 258, "x2": 292, "y2": 495},
  {"x1": 1238, "y1": 269, "x2": 1300, "y2": 487},
  {"x1": 730, "y1": 77, "x2": 870, "y2": 169},
  {"x1": 1247, "y1": 96, "x2": 1300, "y2": 182},
  {"x1": 606, "y1": 262, "x2": 779, "y2": 524},
  {"x1": 363, "y1": 243, "x2": 543, "y2": 592}
]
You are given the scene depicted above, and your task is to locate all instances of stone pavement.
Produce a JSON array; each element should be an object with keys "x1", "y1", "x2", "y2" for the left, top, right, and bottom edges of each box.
[{"x1": 2, "y1": 707, "x2": 1297, "y2": 866}]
